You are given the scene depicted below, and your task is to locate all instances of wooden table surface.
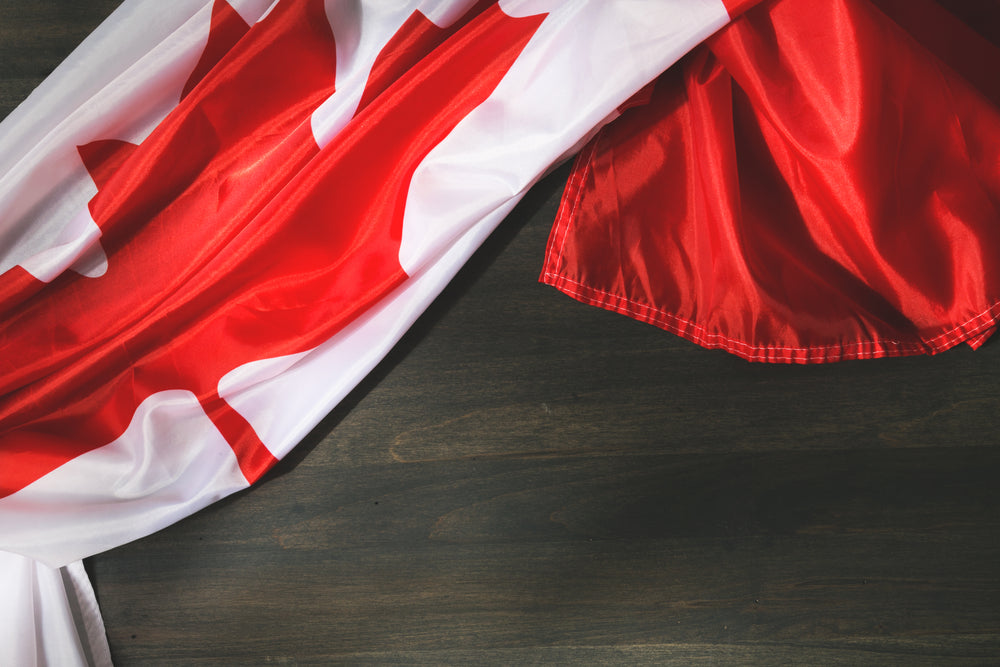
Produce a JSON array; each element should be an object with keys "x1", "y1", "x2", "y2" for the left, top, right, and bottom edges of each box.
[{"x1": 4, "y1": 2, "x2": 1000, "y2": 664}]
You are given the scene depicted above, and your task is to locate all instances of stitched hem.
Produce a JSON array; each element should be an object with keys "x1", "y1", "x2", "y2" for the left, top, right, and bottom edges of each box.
[
  {"x1": 539, "y1": 138, "x2": 999, "y2": 363},
  {"x1": 540, "y1": 270, "x2": 1000, "y2": 364},
  {"x1": 540, "y1": 140, "x2": 596, "y2": 281}
]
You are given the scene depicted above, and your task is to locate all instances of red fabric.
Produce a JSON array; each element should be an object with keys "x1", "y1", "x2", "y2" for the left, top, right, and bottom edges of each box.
[
  {"x1": 542, "y1": 0, "x2": 1000, "y2": 363},
  {"x1": 721, "y1": 0, "x2": 766, "y2": 19},
  {"x1": 0, "y1": 1, "x2": 545, "y2": 497}
]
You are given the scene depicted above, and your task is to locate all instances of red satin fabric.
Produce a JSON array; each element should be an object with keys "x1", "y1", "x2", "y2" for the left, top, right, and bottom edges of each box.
[
  {"x1": 0, "y1": 1, "x2": 545, "y2": 496},
  {"x1": 542, "y1": 0, "x2": 1000, "y2": 362}
]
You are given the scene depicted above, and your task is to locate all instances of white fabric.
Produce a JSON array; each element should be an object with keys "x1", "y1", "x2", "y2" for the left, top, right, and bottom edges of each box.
[
  {"x1": 0, "y1": 552, "x2": 112, "y2": 667},
  {"x1": 0, "y1": 0, "x2": 733, "y2": 663},
  {"x1": 0, "y1": 391, "x2": 250, "y2": 567},
  {"x1": 397, "y1": 0, "x2": 730, "y2": 273}
]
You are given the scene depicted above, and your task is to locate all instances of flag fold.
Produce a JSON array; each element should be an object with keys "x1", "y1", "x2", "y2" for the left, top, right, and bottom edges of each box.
[
  {"x1": 1, "y1": 0, "x2": 740, "y2": 663},
  {"x1": 542, "y1": 0, "x2": 1000, "y2": 363}
]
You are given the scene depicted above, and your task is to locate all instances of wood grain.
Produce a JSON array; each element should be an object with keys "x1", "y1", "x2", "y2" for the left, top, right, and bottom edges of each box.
[{"x1": 3, "y1": 2, "x2": 999, "y2": 664}]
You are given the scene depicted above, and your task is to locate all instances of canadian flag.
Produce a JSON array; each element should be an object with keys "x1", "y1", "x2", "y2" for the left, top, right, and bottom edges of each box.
[{"x1": 0, "y1": 0, "x2": 752, "y2": 663}]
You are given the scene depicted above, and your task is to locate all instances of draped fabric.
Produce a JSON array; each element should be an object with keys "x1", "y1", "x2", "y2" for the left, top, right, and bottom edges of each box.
[
  {"x1": 0, "y1": 552, "x2": 112, "y2": 667},
  {"x1": 542, "y1": 0, "x2": 1000, "y2": 363},
  {"x1": 0, "y1": 0, "x2": 735, "y2": 566},
  {"x1": 0, "y1": 1, "x2": 741, "y2": 663},
  {"x1": 6, "y1": 0, "x2": 996, "y2": 662}
]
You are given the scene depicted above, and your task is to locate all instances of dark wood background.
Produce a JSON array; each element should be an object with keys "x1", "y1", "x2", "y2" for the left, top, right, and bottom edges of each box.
[{"x1": 3, "y1": 2, "x2": 999, "y2": 664}]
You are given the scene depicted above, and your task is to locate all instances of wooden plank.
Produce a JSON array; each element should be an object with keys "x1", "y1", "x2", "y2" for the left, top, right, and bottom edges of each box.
[{"x1": 87, "y1": 443, "x2": 1000, "y2": 663}]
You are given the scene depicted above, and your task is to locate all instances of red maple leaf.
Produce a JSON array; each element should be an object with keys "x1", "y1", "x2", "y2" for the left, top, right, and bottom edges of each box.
[{"x1": 0, "y1": 0, "x2": 545, "y2": 497}]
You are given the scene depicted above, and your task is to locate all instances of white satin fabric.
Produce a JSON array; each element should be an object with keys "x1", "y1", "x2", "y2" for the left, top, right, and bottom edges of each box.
[{"x1": 0, "y1": 552, "x2": 112, "y2": 667}]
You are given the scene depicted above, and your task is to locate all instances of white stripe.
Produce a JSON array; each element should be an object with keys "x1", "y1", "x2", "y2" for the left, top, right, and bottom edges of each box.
[
  {"x1": 0, "y1": 552, "x2": 112, "y2": 667},
  {"x1": 0, "y1": 390, "x2": 249, "y2": 567}
]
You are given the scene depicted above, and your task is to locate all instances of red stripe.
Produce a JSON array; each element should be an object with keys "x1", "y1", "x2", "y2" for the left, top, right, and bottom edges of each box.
[{"x1": 203, "y1": 394, "x2": 278, "y2": 483}]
